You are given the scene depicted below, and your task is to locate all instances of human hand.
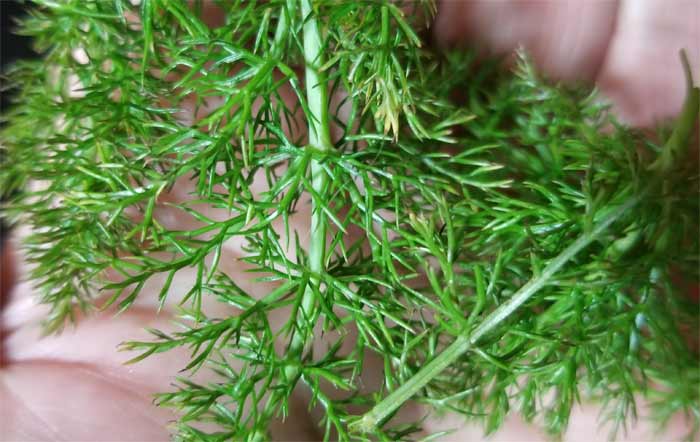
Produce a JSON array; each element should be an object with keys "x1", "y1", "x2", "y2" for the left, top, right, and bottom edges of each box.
[
  {"x1": 435, "y1": 0, "x2": 700, "y2": 127},
  {"x1": 1, "y1": 1, "x2": 697, "y2": 441}
]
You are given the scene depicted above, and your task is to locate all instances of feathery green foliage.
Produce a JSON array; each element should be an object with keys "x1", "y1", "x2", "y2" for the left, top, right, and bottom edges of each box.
[{"x1": 1, "y1": 1, "x2": 698, "y2": 441}]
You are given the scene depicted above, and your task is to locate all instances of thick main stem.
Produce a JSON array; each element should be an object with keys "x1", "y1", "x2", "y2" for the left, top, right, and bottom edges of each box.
[
  {"x1": 288, "y1": 0, "x2": 333, "y2": 363},
  {"x1": 354, "y1": 193, "x2": 644, "y2": 432},
  {"x1": 259, "y1": 4, "x2": 330, "y2": 436}
]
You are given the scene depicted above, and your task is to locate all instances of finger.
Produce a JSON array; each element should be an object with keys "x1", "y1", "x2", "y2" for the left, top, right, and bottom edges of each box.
[
  {"x1": 433, "y1": 0, "x2": 619, "y2": 82},
  {"x1": 595, "y1": 0, "x2": 700, "y2": 125}
]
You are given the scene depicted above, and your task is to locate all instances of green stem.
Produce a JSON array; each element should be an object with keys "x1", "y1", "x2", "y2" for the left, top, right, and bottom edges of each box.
[
  {"x1": 288, "y1": 0, "x2": 332, "y2": 363},
  {"x1": 260, "y1": 4, "x2": 330, "y2": 436},
  {"x1": 650, "y1": 50, "x2": 699, "y2": 173},
  {"x1": 271, "y1": 0, "x2": 293, "y2": 58},
  {"x1": 354, "y1": 193, "x2": 644, "y2": 432}
]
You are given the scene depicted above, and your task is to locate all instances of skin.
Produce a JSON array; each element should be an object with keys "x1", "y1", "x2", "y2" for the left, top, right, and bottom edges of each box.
[{"x1": 1, "y1": 1, "x2": 698, "y2": 441}]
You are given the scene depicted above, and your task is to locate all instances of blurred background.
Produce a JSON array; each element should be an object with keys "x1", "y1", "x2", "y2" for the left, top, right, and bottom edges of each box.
[
  {"x1": 1, "y1": 1, "x2": 36, "y2": 305},
  {"x1": 2, "y1": 1, "x2": 35, "y2": 113}
]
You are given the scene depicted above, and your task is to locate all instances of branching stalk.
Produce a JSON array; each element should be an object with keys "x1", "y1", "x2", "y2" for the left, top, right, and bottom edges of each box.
[{"x1": 354, "y1": 192, "x2": 644, "y2": 431}]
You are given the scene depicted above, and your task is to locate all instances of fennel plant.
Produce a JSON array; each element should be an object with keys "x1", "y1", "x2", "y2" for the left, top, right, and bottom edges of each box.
[{"x1": 1, "y1": 1, "x2": 698, "y2": 441}]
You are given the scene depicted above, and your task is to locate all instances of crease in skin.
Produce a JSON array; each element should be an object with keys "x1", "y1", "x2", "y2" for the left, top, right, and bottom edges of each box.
[
  {"x1": 1, "y1": 357, "x2": 171, "y2": 402},
  {"x1": 69, "y1": 358, "x2": 172, "y2": 405},
  {"x1": 587, "y1": 0, "x2": 621, "y2": 85},
  {"x1": 0, "y1": 288, "x2": 172, "y2": 348},
  {"x1": 1, "y1": 376, "x2": 64, "y2": 442},
  {"x1": 1, "y1": 360, "x2": 172, "y2": 442},
  {"x1": 73, "y1": 370, "x2": 174, "y2": 433},
  {"x1": 2, "y1": 309, "x2": 189, "y2": 385}
]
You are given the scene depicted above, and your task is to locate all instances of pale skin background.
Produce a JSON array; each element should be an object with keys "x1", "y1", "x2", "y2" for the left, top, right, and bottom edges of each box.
[{"x1": 1, "y1": 1, "x2": 699, "y2": 441}]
